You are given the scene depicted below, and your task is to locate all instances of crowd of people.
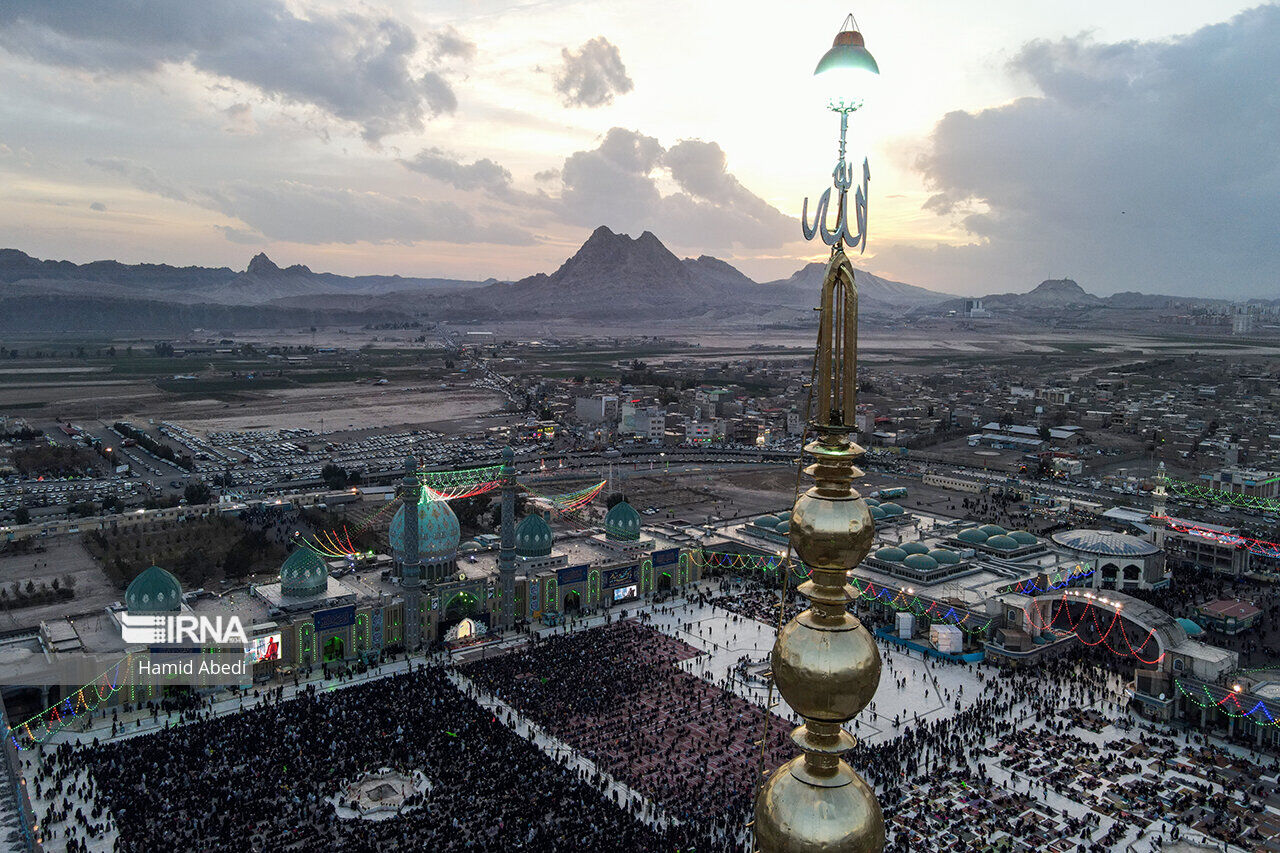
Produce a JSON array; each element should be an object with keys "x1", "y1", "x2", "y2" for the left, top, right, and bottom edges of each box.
[
  {"x1": 33, "y1": 665, "x2": 696, "y2": 852},
  {"x1": 460, "y1": 620, "x2": 793, "y2": 847}
]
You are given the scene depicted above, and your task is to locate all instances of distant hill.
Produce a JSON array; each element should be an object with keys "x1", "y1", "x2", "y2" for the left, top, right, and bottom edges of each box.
[{"x1": 761, "y1": 262, "x2": 950, "y2": 313}]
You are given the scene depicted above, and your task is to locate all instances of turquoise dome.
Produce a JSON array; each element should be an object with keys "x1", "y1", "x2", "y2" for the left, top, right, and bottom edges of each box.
[
  {"x1": 875, "y1": 546, "x2": 907, "y2": 562},
  {"x1": 986, "y1": 534, "x2": 1019, "y2": 551},
  {"x1": 979, "y1": 524, "x2": 1007, "y2": 537},
  {"x1": 865, "y1": 498, "x2": 881, "y2": 507},
  {"x1": 900, "y1": 542, "x2": 930, "y2": 555},
  {"x1": 956, "y1": 528, "x2": 988, "y2": 544},
  {"x1": 879, "y1": 502, "x2": 904, "y2": 516},
  {"x1": 903, "y1": 553, "x2": 939, "y2": 572},
  {"x1": 1176, "y1": 617, "x2": 1204, "y2": 637},
  {"x1": 1010, "y1": 530, "x2": 1038, "y2": 546},
  {"x1": 929, "y1": 548, "x2": 962, "y2": 565},
  {"x1": 870, "y1": 506, "x2": 886, "y2": 520},
  {"x1": 754, "y1": 514, "x2": 777, "y2": 528},
  {"x1": 775, "y1": 519, "x2": 791, "y2": 535},
  {"x1": 459, "y1": 540, "x2": 482, "y2": 554},
  {"x1": 389, "y1": 491, "x2": 461, "y2": 561},
  {"x1": 281, "y1": 547, "x2": 328, "y2": 596},
  {"x1": 515, "y1": 513, "x2": 554, "y2": 558},
  {"x1": 125, "y1": 565, "x2": 182, "y2": 614},
  {"x1": 605, "y1": 500, "x2": 641, "y2": 541}
]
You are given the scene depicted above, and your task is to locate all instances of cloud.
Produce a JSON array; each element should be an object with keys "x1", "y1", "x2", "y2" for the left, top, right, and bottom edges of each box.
[
  {"x1": 0, "y1": 1, "x2": 466, "y2": 141},
  {"x1": 892, "y1": 5, "x2": 1280, "y2": 298},
  {"x1": 400, "y1": 148, "x2": 513, "y2": 193},
  {"x1": 85, "y1": 157, "x2": 189, "y2": 202},
  {"x1": 553, "y1": 37, "x2": 634, "y2": 108},
  {"x1": 215, "y1": 225, "x2": 263, "y2": 245},
  {"x1": 551, "y1": 128, "x2": 794, "y2": 251},
  {"x1": 222, "y1": 102, "x2": 256, "y2": 135},
  {"x1": 89, "y1": 201, "x2": 106, "y2": 212}
]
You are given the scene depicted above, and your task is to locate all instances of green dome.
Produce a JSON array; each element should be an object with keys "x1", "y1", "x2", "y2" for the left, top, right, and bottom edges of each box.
[
  {"x1": 1009, "y1": 530, "x2": 1038, "y2": 546},
  {"x1": 986, "y1": 534, "x2": 1019, "y2": 551},
  {"x1": 870, "y1": 506, "x2": 886, "y2": 520},
  {"x1": 900, "y1": 542, "x2": 929, "y2": 555},
  {"x1": 281, "y1": 547, "x2": 328, "y2": 597},
  {"x1": 879, "y1": 502, "x2": 904, "y2": 516},
  {"x1": 903, "y1": 553, "x2": 939, "y2": 572},
  {"x1": 459, "y1": 540, "x2": 482, "y2": 554},
  {"x1": 389, "y1": 491, "x2": 461, "y2": 561},
  {"x1": 929, "y1": 548, "x2": 962, "y2": 565},
  {"x1": 956, "y1": 528, "x2": 988, "y2": 544},
  {"x1": 875, "y1": 546, "x2": 907, "y2": 562},
  {"x1": 125, "y1": 565, "x2": 182, "y2": 614},
  {"x1": 775, "y1": 519, "x2": 791, "y2": 535},
  {"x1": 1176, "y1": 617, "x2": 1204, "y2": 637},
  {"x1": 515, "y1": 513, "x2": 554, "y2": 558},
  {"x1": 605, "y1": 500, "x2": 641, "y2": 541},
  {"x1": 754, "y1": 514, "x2": 778, "y2": 528},
  {"x1": 979, "y1": 524, "x2": 1007, "y2": 537},
  {"x1": 865, "y1": 498, "x2": 881, "y2": 507}
]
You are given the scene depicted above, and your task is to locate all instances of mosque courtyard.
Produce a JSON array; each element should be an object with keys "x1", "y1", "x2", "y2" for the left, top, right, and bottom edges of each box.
[{"x1": 14, "y1": 576, "x2": 1278, "y2": 852}]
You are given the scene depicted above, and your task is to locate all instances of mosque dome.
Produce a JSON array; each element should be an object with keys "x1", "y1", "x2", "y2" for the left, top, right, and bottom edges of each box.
[
  {"x1": 515, "y1": 513, "x2": 554, "y2": 558},
  {"x1": 125, "y1": 565, "x2": 182, "y2": 614},
  {"x1": 865, "y1": 497, "x2": 881, "y2": 508},
  {"x1": 929, "y1": 548, "x2": 962, "y2": 565},
  {"x1": 986, "y1": 534, "x2": 1020, "y2": 551},
  {"x1": 978, "y1": 524, "x2": 1007, "y2": 537},
  {"x1": 459, "y1": 540, "x2": 482, "y2": 554},
  {"x1": 755, "y1": 514, "x2": 778, "y2": 528},
  {"x1": 280, "y1": 547, "x2": 328, "y2": 597},
  {"x1": 389, "y1": 491, "x2": 461, "y2": 562},
  {"x1": 870, "y1": 506, "x2": 886, "y2": 520},
  {"x1": 879, "y1": 502, "x2": 904, "y2": 517},
  {"x1": 1009, "y1": 530, "x2": 1038, "y2": 546},
  {"x1": 605, "y1": 500, "x2": 642, "y2": 541},
  {"x1": 903, "y1": 553, "x2": 939, "y2": 572},
  {"x1": 900, "y1": 542, "x2": 930, "y2": 555},
  {"x1": 775, "y1": 519, "x2": 791, "y2": 535},
  {"x1": 875, "y1": 546, "x2": 907, "y2": 562},
  {"x1": 956, "y1": 528, "x2": 988, "y2": 544},
  {"x1": 1176, "y1": 617, "x2": 1204, "y2": 637}
]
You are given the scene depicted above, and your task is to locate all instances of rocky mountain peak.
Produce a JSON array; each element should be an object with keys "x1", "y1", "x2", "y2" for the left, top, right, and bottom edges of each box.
[{"x1": 246, "y1": 253, "x2": 282, "y2": 276}]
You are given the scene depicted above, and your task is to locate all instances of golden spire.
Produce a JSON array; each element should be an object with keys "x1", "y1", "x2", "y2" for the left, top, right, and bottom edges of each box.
[{"x1": 753, "y1": 256, "x2": 884, "y2": 851}]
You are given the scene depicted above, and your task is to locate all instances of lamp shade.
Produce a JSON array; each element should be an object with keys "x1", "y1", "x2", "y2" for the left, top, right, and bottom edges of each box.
[{"x1": 815, "y1": 27, "x2": 879, "y2": 111}]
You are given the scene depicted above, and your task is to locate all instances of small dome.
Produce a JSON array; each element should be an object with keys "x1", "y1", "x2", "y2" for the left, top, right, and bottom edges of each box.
[
  {"x1": 875, "y1": 546, "x2": 907, "y2": 562},
  {"x1": 1009, "y1": 530, "x2": 1038, "y2": 546},
  {"x1": 865, "y1": 497, "x2": 881, "y2": 508},
  {"x1": 605, "y1": 500, "x2": 641, "y2": 541},
  {"x1": 870, "y1": 506, "x2": 886, "y2": 520},
  {"x1": 775, "y1": 511, "x2": 792, "y2": 522},
  {"x1": 979, "y1": 524, "x2": 1007, "y2": 537},
  {"x1": 928, "y1": 548, "x2": 962, "y2": 565},
  {"x1": 775, "y1": 519, "x2": 791, "y2": 535},
  {"x1": 879, "y1": 502, "x2": 904, "y2": 517},
  {"x1": 125, "y1": 565, "x2": 182, "y2": 614},
  {"x1": 515, "y1": 513, "x2": 554, "y2": 558},
  {"x1": 986, "y1": 534, "x2": 1020, "y2": 551},
  {"x1": 389, "y1": 490, "x2": 461, "y2": 562},
  {"x1": 459, "y1": 540, "x2": 482, "y2": 554},
  {"x1": 903, "y1": 553, "x2": 939, "y2": 572},
  {"x1": 956, "y1": 528, "x2": 988, "y2": 544},
  {"x1": 1176, "y1": 617, "x2": 1204, "y2": 637},
  {"x1": 280, "y1": 547, "x2": 328, "y2": 597},
  {"x1": 754, "y1": 514, "x2": 778, "y2": 528},
  {"x1": 900, "y1": 542, "x2": 929, "y2": 555}
]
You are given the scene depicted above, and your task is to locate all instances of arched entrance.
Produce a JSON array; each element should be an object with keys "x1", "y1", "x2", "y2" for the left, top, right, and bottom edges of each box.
[
  {"x1": 657, "y1": 572, "x2": 673, "y2": 592},
  {"x1": 323, "y1": 635, "x2": 345, "y2": 661},
  {"x1": 563, "y1": 590, "x2": 581, "y2": 613}
]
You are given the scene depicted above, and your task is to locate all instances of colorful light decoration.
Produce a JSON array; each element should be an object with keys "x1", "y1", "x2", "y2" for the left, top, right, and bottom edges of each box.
[
  {"x1": 1165, "y1": 477, "x2": 1280, "y2": 514},
  {"x1": 848, "y1": 577, "x2": 993, "y2": 635},
  {"x1": 1164, "y1": 518, "x2": 1280, "y2": 561},
  {"x1": 693, "y1": 550, "x2": 813, "y2": 579},
  {"x1": 8, "y1": 654, "x2": 134, "y2": 750},
  {"x1": 999, "y1": 563, "x2": 1095, "y2": 595},
  {"x1": 1174, "y1": 678, "x2": 1279, "y2": 727},
  {"x1": 520, "y1": 481, "x2": 607, "y2": 515},
  {"x1": 417, "y1": 465, "x2": 505, "y2": 490},
  {"x1": 1023, "y1": 590, "x2": 1164, "y2": 665}
]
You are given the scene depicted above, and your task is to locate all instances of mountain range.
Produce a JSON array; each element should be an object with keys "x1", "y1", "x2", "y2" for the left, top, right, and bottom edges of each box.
[{"x1": 0, "y1": 231, "x2": 1248, "y2": 333}]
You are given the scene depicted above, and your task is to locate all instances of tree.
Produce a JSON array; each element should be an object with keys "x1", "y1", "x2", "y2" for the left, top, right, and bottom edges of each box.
[
  {"x1": 320, "y1": 464, "x2": 349, "y2": 490},
  {"x1": 14, "y1": 507, "x2": 29, "y2": 525},
  {"x1": 184, "y1": 482, "x2": 213, "y2": 505},
  {"x1": 1038, "y1": 425, "x2": 1051, "y2": 441},
  {"x1": 606, "y1": 492, "x2": 627, "y2": 509}
]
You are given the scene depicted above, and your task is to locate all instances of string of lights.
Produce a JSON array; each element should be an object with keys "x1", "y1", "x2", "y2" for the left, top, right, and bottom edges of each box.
[
  {"x1": 8, "y1": 654, "x2": 134, "y2": 750},
  {"x1": 1174, "y1": 679, "x2": 1279, "y2": 727},
  {"x1": 1165, "y1": 478, "x2": 1280, "y2": 514},
  {"x1": 1023, "y1": 590, "x2": 1164, "y2": 665},
  {"x1": 1164, "y1": 518, "x2": 1280, "y2": 560},
  {"x1": 847, "y1": 578, "x2": 994, "y2": 634}
]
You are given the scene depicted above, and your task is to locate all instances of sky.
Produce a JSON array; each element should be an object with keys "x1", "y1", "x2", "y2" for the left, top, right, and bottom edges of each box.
[{"x1": 0, "y1": 0, "x2": 1275, "y2": 298}]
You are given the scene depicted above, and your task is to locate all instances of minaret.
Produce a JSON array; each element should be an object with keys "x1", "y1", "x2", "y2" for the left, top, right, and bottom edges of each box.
[
  {"x1": 399, "y1": 455, "x2": 423, "y2": 651},
  {"x1": 497, "y1": 446, "x2": 517, "y2": 631},
  {"x1": 1151, "y1": 461, "x2": 1168, "y2": 550},
  {"x1": 754, "y1": 247, "x2": 884, "y2": 852}
]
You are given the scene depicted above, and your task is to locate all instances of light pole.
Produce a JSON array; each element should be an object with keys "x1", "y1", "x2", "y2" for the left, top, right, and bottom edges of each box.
[{"x1": 753, "y1": 13, "x2": 885, "y2": 853}]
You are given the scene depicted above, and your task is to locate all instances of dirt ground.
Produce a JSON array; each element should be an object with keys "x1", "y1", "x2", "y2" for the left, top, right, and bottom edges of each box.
[{"x1": 0, "y1": 538, "x2": 119, "y2": 631}]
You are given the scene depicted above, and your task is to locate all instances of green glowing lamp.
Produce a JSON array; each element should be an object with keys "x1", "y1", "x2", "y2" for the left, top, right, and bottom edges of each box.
[{"x1": 815, "y1": 13, "x2": 880, "y2": 112}]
